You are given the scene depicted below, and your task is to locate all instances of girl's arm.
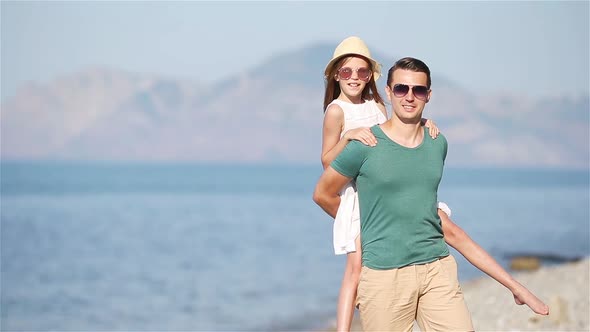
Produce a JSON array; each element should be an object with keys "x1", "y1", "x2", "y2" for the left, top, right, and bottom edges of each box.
[
  {"x1": 321, "y1": 104, "x2": 377, "y2": 169},
  {"x1": 439, "y1": 210, "x2": 550, "y2": 315}
]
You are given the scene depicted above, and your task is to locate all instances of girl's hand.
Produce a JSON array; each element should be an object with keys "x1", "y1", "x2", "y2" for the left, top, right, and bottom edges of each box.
[
  {"x1": 343, "y1": 127, "x2": 377, "y2": 146},
  {"x1": 423, "y1": 118, "x2": 440, "y2": 139}
]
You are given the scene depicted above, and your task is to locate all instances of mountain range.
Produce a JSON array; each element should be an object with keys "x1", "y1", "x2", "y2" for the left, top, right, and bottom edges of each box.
[{"x1": 1, "y1": 43, "x2": 588, "y2": 169}]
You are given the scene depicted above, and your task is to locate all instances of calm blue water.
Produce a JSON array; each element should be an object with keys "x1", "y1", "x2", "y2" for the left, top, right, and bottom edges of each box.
[{"x1": 2, "y1": 161, "x2": 589, "y2": 331}]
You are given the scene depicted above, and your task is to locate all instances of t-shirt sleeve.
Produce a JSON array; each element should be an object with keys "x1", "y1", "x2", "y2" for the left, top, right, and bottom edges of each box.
[
  {"x1": 440, "y1": 134, "x2": 448, "y2": 163},
  {"x1": 330, "y1": 140, "x2": 367, "y2": 179}
]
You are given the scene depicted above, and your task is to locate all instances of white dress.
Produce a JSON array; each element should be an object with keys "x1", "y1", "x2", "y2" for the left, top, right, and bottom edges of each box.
[
  {"x1": 327, "y1": 99, "x2": 453, "y2": 255},
  {"x1": 327, "y1": 99, "x2": 387, "y2": 255}
]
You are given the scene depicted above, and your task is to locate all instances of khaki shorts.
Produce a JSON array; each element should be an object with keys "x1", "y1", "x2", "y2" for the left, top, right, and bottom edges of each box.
[{"x1": 356, "y1": 255, "x2": 474, "y2": 332}]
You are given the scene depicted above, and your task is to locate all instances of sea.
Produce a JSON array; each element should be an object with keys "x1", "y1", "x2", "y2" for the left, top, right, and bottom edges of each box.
[{"x1": 1, "y1": 161, "x2": 589, "y2": 331}]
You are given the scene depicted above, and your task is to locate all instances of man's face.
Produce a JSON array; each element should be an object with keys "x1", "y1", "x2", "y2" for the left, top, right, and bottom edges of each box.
[{"x1": 386, "y1": 69, "x2": 431, "y2": 123}]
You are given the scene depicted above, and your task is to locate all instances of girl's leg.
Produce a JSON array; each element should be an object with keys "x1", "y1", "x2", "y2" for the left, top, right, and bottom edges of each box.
[
  {"x1": 336, "y1": 235, "x2": 363, "y2": 332},
  {"x1": 439, "y1": 209, "x2": 549, "y2": 315}
]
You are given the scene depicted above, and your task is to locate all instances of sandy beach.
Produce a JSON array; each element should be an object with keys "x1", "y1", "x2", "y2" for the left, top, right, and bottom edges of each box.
[{"x1": 326, "y1": 257, "x2": 589, "y2": 332}]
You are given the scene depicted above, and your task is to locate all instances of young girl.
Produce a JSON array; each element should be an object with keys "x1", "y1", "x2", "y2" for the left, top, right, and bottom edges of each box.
[{"x1": 321, "y1": 36, "x2": 549, "y2": 332}]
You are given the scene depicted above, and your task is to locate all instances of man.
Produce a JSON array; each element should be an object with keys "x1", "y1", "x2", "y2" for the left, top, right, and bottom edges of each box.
[{"x1": 313, "y1": 57, "x2": 474, "y2": 331}]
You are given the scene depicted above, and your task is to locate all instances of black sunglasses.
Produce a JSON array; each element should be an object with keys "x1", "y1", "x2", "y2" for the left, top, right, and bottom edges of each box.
[{"x1": 392, "y1": 84, "x2": 429, "y2": 101}]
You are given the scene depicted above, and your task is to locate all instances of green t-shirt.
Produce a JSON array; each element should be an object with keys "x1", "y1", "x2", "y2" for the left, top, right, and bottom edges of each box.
[{"x1": 331, "y1": 125, "x2": 449, "y2": 270}]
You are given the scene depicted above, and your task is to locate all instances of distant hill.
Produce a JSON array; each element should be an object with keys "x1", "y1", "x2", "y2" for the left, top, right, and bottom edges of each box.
[{"x1": 1, "y1": 43, "x2": 588, "y2": 169}]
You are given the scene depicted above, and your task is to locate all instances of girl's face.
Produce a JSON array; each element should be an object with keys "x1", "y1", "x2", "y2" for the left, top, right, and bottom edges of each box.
[{"x1": 335, "y1": 56, "x2": 371, "y2": 103}]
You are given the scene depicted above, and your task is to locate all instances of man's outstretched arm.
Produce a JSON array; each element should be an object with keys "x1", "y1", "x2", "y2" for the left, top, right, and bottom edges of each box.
[
  {"x1": 440, "y1": 211, "x2": 549, "y2": 315},
  {"x1": 312, "y1": 166, "x2": 352, "y2": 218}
]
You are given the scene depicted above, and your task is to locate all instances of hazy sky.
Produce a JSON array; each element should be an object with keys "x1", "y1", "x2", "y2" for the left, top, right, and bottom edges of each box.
[{"x1": 2, "y1": 1, "x2": 588, "y2": 101}]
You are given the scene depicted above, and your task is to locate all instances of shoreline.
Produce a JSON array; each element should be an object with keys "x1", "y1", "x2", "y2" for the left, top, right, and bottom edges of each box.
[{"x1": 321, "y1": 257, "x2": 589, "y2": 332}]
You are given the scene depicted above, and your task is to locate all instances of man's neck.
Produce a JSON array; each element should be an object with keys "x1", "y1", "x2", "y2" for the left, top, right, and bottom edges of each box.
[{"x1": 380, "y1": 116, "x2": 424, "y2": 148}]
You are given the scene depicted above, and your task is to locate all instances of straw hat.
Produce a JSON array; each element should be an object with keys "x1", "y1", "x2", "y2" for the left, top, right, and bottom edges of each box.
[{"x1": 324, "y1": 36, "x2": 381, "y2": 81}]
